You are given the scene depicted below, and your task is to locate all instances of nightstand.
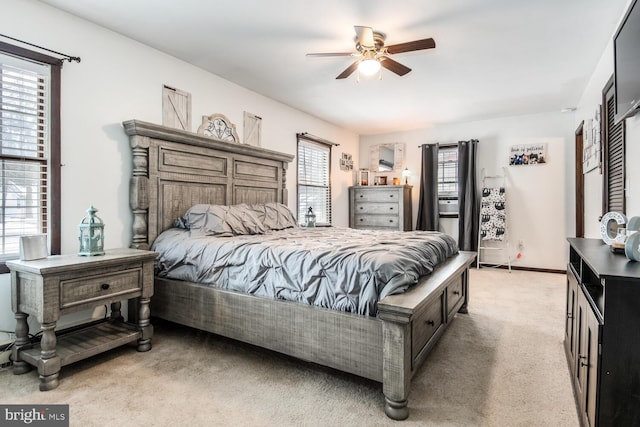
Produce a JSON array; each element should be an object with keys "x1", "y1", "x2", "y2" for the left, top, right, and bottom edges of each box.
[{"x1": 7, "y1": 248, "x2": 157, "y2": 391}]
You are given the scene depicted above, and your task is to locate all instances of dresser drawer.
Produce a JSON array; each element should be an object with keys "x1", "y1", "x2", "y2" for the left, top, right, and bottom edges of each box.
[
  {"x1": 412, "y1": 293, "x2": 444, "y2": 360},
  {"x1": 354, "y1": 214, "x2": 398, "y2": 228},
  {"x1": 446, "y1": 276, "x2": 464, "y2": 317},
  {"x1": 354, "y1": 202, "x2": 399, "y2": 215},
  {"x1": 353, "y1": 188, "x2": 401, "y2": 202},
  {"x1": 60, "y1": 268, "x2": 142, "y2": 309}
]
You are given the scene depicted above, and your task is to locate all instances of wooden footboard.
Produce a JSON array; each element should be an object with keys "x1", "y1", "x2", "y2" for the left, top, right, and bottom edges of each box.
[{"x1": 151, "y1": 251, "x2": 475, "y2": 420}]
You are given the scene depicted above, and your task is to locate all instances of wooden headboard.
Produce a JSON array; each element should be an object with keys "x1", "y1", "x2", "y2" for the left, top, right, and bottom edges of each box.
[{"x1": 123, "y1": 120, "x2": 294, "y2": 249}]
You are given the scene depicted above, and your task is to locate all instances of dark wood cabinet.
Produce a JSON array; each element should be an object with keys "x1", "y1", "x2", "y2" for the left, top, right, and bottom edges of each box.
[{"x1": 565, "y1": 238, "x2": 640, "y2": 427}]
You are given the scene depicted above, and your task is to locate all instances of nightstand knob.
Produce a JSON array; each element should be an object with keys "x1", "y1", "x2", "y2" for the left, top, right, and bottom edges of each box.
[{"x1": 101, "y1": 283, "x2": 110, "y2": 290}]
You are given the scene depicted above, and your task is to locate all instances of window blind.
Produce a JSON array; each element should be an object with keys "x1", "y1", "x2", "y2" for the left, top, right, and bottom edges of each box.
[
  {"x1": 438, "y1": 146, "x2": 458, "y2": 196},
  {"x1": 0, "y1": 53, "x2": 50, "y2": 260},
  {"x1": 297, "y1": 138, "x2": 331, "y2": 226}
]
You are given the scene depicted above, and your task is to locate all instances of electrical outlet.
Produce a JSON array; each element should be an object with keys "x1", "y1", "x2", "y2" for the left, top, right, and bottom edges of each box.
[{"x1": 516, "y1": 240, "x2": 525, "y2": 260}]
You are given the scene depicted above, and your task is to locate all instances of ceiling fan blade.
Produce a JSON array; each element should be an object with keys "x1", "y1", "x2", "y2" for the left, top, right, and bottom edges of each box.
[
  {"x1": 306, "y1": 52, "x2": 355, "y2": 58},
  {"x1": 336, "y1": 61, "x2": 359, "y2": 79},
  {"x1": 386, "y1": 38, "x2": 436, "y2": 54},
  {"x1": 380, "y1": 57, "x2": 412, "y2": 76},
  {"x1": 354, "y1": 26, "x2": 375, "y2": 48}
]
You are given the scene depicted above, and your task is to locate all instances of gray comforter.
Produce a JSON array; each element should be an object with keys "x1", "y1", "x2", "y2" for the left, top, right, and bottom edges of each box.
[{"x1": 152, "y1": 227, "x2": 458, "y2": 316}]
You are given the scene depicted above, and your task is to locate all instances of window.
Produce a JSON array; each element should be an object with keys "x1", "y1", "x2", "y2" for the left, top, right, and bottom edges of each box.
[
  {"x1": 297, "y1": 135, "x2": 332, "y2": 226},
  {"x1": 0, "y1": 42, "x2": 61, "y2": 272},
  {"x1": 602, "y1": 75, "x2": 625, "y2": 214},
  {"x1": 437, "y1": 145, "x2": 459, "y2": 216}
]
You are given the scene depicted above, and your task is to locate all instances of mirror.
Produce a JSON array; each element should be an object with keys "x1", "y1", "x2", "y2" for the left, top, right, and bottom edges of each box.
[{"x1": 370, "y1": 143, "x2": 406, "y2": 172}]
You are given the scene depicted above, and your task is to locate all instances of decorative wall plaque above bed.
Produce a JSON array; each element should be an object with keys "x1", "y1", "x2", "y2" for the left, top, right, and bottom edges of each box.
[{"x1": 197, "y1": 113, "x2": 239, "y2": 143}]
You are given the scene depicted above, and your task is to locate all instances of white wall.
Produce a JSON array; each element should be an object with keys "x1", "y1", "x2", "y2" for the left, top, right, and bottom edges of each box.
[
  {"x1": 0, "y1": 0, "x2": 359, "y2": 340},
  {"x1": 361, "y1": 111, "x2": 574, "y2": 271},
  {"x1": 575, "y1": 0, "x2": 640, "y2": 236}
]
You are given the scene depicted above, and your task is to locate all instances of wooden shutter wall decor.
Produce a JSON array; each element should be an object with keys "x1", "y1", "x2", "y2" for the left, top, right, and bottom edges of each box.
[
  {"x1": 162, "y1": 85, "x2": 191, "y2": 131},
  {"x1": 602, "y1": 77, "x2": 625, "y2": 215}
]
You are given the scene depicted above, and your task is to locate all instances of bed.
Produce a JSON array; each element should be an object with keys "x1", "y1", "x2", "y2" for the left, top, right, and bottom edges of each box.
[{"x1": 123, "y1": 119, "x2": 476, "y2": 420}]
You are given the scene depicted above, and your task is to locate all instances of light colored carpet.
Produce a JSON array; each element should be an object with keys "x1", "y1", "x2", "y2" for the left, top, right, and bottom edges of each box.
[{"x1": 0, "y1": 268, "x2": 578, "y2": 427}]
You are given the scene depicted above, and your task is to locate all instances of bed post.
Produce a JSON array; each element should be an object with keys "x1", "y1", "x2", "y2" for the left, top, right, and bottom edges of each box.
[
  {"x1": 130, "y1": 134, "x2": 150, "y2": 250},
  {"x1": 458, "y1": 268, "x2": 470, "y2": 314},
  {"x1": 378, "y1": 311, "x2": 412, "y2": 420},
  {"x1": 281, "y1": 162, "x2": 288, "y2": 204}
]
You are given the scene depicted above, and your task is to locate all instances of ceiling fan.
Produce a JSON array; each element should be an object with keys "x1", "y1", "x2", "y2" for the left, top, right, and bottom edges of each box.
[{"x1": 306, "y1": 26, "x2": 436, "y2": 80}]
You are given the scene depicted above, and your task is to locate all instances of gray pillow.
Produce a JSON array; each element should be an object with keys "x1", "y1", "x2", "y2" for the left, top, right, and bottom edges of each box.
[
  {"x1": 250, "y1": 202, "x2": 298, "y2": 230},
  {"x1": 228, "y1": 204, "x2": 268, "y2": 234},
  {"x1": 185, "y1": 204, "x2": 234, "y2": 237},
  {"x1": 184, "y1": 204, "x2": 267, "y2": 236}
]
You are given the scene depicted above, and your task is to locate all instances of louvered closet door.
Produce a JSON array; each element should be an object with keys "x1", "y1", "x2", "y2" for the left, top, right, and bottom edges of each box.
[{"x1": 603, "y1": 80, "x2": 625, "y2": 214}]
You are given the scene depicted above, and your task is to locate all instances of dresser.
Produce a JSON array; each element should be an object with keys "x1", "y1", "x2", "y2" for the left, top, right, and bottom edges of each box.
[
  {"x1": 565, "y1": 238, "x2": 640, "y2": 426},
  {"x1": 8, "y1": 248, "x2": 157, "y2": 391},
  {"x1": 349, "y1": 185, "x2": 412, "y2": 231}
]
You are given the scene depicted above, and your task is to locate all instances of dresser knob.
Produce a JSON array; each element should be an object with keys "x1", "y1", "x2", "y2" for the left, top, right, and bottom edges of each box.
[
  {"x1": 389, "y1": 207, "x2": 394, "y2": 210},
  {"x1": 389, "y1": 194, "x2": 394, "y2": 198},
  {"x1": 100, "y1": 283, "x2": 110, "y2": 290},
  {"x1": 389, "y1": 220, "x2": 393, "y2": 223},
  {"x1": 359, "y1": 207, "x2": 363, "y2": 210},
  {"x1": 359, "y1": 195, "x2": 363, "y2": 198},
  {"x1": 360, "y1": 219, "x2": 364, "y2": 222},
  {"x1": 453, "y1": 290, "x2": 460, "y2": 295},
  {"x1": 426, "y1": 320, "x2": 435, "y2": 326}
]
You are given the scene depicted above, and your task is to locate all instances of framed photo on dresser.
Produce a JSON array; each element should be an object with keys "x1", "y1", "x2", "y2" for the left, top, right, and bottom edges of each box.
[{"x1": 358, "y1": 170, "x2": 370, "y2": 186}]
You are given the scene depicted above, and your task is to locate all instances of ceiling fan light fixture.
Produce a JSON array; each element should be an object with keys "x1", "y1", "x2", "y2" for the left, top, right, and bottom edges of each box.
[{"x1": 358, "y1": 57, "x2": 380, "y2": 76}]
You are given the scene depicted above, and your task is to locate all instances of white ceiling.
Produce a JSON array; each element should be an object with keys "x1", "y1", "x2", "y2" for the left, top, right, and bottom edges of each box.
[{"x1": 41, "y1": 0, "x2": 629, "y2": 135}]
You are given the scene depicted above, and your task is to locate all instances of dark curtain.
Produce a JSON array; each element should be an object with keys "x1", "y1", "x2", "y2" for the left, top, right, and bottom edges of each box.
[
  {"x1": 457, "y1": 139, "x2": 479, "y2": 251},
  {"x1": 416, "y1": 143, "x2": 439, "y2": 231}
]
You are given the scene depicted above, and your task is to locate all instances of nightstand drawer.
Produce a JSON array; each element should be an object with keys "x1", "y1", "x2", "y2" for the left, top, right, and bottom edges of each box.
[{"x1": 60, "y1": 268, "x2": 142, "y2": 309}]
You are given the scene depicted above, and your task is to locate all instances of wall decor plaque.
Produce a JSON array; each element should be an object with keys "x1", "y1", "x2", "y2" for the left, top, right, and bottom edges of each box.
[{"x1": 197, "y1": 113, "x2": 239, "y2": 143}]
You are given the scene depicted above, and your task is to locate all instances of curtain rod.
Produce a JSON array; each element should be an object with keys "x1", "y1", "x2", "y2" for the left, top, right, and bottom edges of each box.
[
  {"x1": 418, "y1": 139, "x2": 479, "y2": 148},
  {"x1": 297, "y1": 132, "x2": 340, "y2": 147},
  {"x1": 0, "y1": 33, "x2": 81, "y2": 63}
]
